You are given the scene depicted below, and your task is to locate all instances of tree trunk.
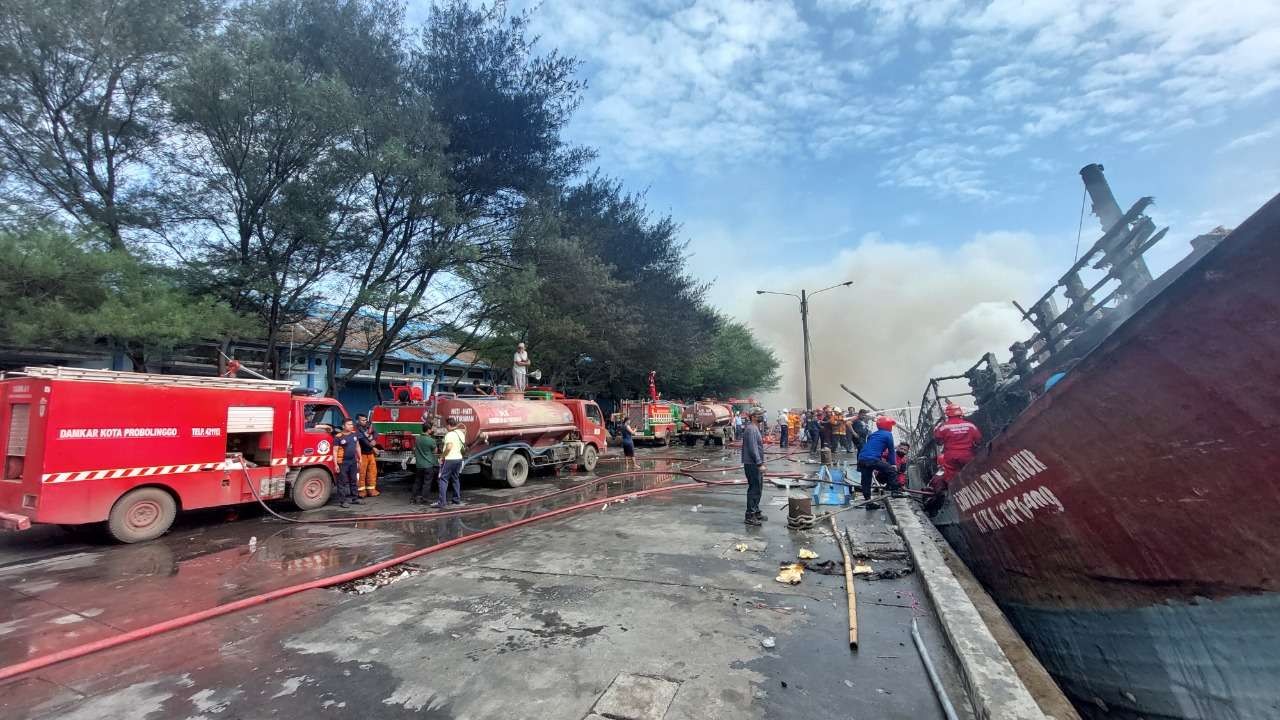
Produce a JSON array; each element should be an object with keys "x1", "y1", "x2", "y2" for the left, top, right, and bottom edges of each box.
[{"x1": 127, "y1": 346, "x2": 148, "y2": 373}]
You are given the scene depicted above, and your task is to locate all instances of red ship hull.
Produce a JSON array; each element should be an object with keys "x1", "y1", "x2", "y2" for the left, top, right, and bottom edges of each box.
[{"x1": 934, "y1": 194, "x2": 1280, "y2": 719}]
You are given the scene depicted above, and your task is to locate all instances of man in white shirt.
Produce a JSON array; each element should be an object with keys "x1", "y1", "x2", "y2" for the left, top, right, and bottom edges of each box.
[
  {"x1": 435, "y1": 417, "x2": 467, "y2": 508},
  {"x1": 512, "y1": 342, "x2": 530, "y2": 391}
]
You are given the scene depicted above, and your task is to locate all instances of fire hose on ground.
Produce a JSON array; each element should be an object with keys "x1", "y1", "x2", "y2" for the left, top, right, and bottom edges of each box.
[
  {"x1": 0, "y1": 448, "x2": 790, "y2": 683},
  {"x1": 0, "y1": 446, "x2": 909, "y2": 683}
]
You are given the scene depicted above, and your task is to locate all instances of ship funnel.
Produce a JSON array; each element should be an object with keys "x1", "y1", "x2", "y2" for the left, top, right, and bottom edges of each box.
[{"x1": 1080, "y1": 163, "x2": 1124, "y2": 233}]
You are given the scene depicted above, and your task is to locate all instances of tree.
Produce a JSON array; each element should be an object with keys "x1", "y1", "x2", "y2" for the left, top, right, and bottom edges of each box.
[
  {"x1": 0, "y1": 0, "x2": 219, "y2": 249},
  {"x1": 166, "y1": 0, "x2": 360, "y2": 376},
  {"x1": 555, "y1": 176, "x2": 717, "y2": 399},
  {"x1": 474, "y1": 203, "x2": 631, "y2": 394},
  {"x1": 689, "y1": 318, "x2": 780, "y2": 398},
  {"x1": 0, "y1": 224, "x2": 247, "y2": 370},
  {"x1": 320, "y1": 0, "x2": 592, "y2": 396}
]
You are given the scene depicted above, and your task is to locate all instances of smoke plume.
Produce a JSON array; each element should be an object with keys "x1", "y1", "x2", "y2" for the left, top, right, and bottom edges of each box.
[{"x1": 745, "y1": 231, "x2": 1053, "y2": 412}]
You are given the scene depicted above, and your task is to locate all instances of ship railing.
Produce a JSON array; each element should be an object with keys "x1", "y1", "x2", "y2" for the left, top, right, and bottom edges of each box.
[
  {"x1": 1015, "y1": 197, "x2": 1168, "y2": 375},
  {"x1": 908, "y1": 374, "x2": 973, "y2": 461}
]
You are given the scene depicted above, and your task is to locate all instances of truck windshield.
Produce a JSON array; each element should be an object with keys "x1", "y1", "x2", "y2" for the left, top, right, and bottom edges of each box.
[
  {"x1": 304, "y1": 404, "x2": 345, "y2": 432},
  {"x1": 585, "y1": 405, "x2": 603, "y2": 425}
]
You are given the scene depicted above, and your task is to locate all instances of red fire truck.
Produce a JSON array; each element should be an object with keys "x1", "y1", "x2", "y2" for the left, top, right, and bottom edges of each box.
[
  {"x1": 370, "y1": 382, "x2": 428, "y2": 474},
  {"x1": 434, "y1": 391, "x2": 607, "y2": 487},
  {"x1": 0, "y1": 367, "x2": 352, "y2": 543}
]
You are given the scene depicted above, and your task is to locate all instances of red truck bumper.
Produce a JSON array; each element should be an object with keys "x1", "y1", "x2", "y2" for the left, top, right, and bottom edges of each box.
[{"x1": 0, "y1": 511, "x2": 32, "y2": 532}]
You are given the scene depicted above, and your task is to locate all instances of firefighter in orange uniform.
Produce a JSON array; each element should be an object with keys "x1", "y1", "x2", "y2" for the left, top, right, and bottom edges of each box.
[
  {"x1": 930, "y1": 404, "x2": 982, "y2": 493},
  {"x1": 355, "y1": 413, "x2": 381, "y2": 497}
]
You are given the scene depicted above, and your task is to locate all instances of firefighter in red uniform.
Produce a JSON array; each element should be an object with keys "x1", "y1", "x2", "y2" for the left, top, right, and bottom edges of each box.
[{"x1": 929, "y1": 404, "x2": 982, "y2": 493}]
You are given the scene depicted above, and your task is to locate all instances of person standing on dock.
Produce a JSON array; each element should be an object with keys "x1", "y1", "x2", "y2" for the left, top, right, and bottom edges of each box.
[
  {"x1": 620, "y1": 417, "x2": 637, "y2": 470},
  {"x1": 740, "y1": 410, "x2": 766, "y2": 526},
  {"x1": 410, "y1": 420, "x2": 439, "y2": 505},
  {"x1": 851, "y1": 409, "x2": 870, "y2": 453},
  {"x1": 436, "y1": 417, "x2": 466, "y2": 508},
  {"x1": 856, "y1": 416, "x2": 899, "y2": 503},
  {"x1": 332, "y1": 419, "x2": 363, "y2": 508},
  {"x1": 354, "y1": 413, "x2": 380, "y2": 498}
]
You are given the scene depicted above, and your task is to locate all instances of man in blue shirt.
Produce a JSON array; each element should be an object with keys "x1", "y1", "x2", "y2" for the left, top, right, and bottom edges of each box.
[
  {"x1": 856, "y1": 416, "x2": 899, "y2": 504},
  {"x1": 332, "y1": 418, "x2": 363, "y2": 508},
  {"x1": 740, "y1": 411, "x2": 766, "y2": 525}
]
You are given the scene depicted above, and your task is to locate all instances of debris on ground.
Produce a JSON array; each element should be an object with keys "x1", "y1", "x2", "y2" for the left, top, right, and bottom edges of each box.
[
  {"x1": 734, "y1": 543, "x2": 749, "y2": 552},
  {"x1": 853, "y1": 564, "x2": 873, "y2": 575},
  {"x1": 761, "y1": 636, "x2": 776, "y2": 649},
  {"x1": 798, "y1": 548, "x2": 819, "y2": 559},
  {"x1": 803, "y1": 558, "x2": 844, "y2": 573},
  {"x1": 333, "y1": 565, "x2": 421, "y2": 594},
  {"x1": 775, "y1": 562, "x2": 805, "y2": 585}
]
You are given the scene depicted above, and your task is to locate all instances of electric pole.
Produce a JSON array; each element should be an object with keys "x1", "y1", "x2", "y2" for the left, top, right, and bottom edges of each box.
[
  {"x1": 757, "y1": 281, "x2": 852, "y2": 410},
  {"x1": 800, "y1": 289, "x2": 812, "y2": 409}
]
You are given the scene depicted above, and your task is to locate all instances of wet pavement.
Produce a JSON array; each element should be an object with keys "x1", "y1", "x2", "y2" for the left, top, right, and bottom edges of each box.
[{"x1": 0, "y1": 447, "x2": 973, "y2": 719}]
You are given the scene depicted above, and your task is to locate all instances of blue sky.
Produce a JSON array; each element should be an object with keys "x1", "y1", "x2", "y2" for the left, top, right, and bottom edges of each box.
[{"x1": 425, "y1": 1, "x2": 1280, "y2": 407}]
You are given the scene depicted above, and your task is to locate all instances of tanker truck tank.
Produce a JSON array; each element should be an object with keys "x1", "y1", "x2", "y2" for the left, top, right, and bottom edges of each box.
[
  {"x1": 432, "y1": 395, "x2": 605, "y2": 488},
  {"x1": 677, "y1": 401, "x2": 734, "y2": 446}
]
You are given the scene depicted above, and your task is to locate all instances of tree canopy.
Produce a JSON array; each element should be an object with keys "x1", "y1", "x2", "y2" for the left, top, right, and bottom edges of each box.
[{"x1": 0, "y1": 0, "x2": 780, "y2": 400}]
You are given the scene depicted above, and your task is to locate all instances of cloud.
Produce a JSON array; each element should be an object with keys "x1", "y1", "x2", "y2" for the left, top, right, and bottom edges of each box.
[
  {"x1": 519, "y1": 0, "x2": 1280, "y2": 203},
  {"x1": 1218, "y1": 121, "x2": 1280, "y2": 153},
  {"x1": 737, "y1": 230, "x2": 1050, "y2": 410}
]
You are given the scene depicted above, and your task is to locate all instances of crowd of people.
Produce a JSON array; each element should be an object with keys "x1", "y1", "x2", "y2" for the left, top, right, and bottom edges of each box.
[
  {"x1": 734, "y1": 401, "x2": 984, "y2": 524},
  {"x1": 324, "y1": 339, "x2": 984, "y2": 523}
]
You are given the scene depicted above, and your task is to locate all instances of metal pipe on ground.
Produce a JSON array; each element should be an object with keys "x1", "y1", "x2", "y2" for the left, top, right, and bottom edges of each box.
[{"x1": 912, "y1": 618, "x2": 961, "y2": 720}]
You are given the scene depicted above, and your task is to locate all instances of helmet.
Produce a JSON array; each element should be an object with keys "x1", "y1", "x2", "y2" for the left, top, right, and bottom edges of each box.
[
  {"x1": 875, "y1": 416, "x2": 896, "y2": 430},
  {"x1": 944, "y1": 403, "x2": 964, "y2": 418}
]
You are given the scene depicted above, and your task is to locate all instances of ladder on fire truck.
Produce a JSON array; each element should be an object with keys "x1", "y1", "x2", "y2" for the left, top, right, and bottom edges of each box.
[{"x1": 11, "y1": 366, "x2": 297, "y2": 392}]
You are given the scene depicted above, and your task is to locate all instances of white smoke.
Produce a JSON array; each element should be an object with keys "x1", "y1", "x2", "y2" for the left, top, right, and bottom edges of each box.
[{"x1": 743, "y1": 231, "x2": 1057, "y2": 412}]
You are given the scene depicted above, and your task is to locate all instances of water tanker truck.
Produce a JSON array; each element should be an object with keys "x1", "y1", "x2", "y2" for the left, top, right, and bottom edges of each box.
[
  {"x1": 676, "y1": 400, "x2": 734, "y2": 446},
  {"x1": 431, "y1": 391, "x2": 607, "y2": 487}
]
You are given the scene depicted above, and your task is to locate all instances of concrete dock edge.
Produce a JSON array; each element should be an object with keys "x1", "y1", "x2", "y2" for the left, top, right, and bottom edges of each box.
[{"x1": 888, "y1": 498, "x2": 1049, "y2": 720}]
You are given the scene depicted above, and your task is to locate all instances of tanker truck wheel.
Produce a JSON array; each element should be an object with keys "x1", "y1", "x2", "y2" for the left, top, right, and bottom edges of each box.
[
  {"x1": 504, "y1": 453, "x2": 530, "y2": 488},
  {"x1": 578, "y1": 444, "x2": 599, "y2": 472},
  {"x1": 107, "y1": 487, "x2": 177, "y2": 544},
  {"x1": 290, "y1": 468, "x2": 332, "y2": 510}
]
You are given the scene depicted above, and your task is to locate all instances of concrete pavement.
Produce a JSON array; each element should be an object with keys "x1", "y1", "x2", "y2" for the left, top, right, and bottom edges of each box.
[{"x1": 0, "y1": 450, "x2": 979, "y2": 719}]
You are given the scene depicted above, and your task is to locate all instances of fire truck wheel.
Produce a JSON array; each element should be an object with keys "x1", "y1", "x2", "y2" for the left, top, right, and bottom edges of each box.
[
  {"x1": 291, "y1": 469, "x2": 332, "y2": 510},
  {"x1": 107, "y1": 488, "x2": 177, "y2": 544},
  {"x1": 578, "y1": 444, "x2": 599, "y2": 472},
  {"x1": 504, "y1": 453, "x2": 530, "y2": 488}
]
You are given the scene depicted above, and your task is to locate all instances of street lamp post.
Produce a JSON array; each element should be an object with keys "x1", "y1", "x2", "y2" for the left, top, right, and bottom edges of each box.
[{"x1": 757, "y1": 281, "x2": 852, "y2": 410}]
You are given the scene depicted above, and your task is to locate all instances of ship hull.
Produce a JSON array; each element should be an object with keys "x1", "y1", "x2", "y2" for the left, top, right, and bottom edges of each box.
[{"x1": 934, "y1": 194, "x2": 1280, "y2": 719}]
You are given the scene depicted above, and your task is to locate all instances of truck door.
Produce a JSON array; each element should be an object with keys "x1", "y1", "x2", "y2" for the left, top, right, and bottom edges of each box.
[
  {"x1": 296, "y1": 400, "x2": 347, "y2": 467},
  {"x1": 227, "y1": 406, "x2": 284, "y2": 500},
  {"x1": 583, "y1": 403, "x2": 606, "y2": 448}
]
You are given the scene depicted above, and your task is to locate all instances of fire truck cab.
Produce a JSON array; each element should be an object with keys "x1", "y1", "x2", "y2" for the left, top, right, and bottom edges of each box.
[{"x1": 0, "y1": 367, "x2": 351, "y2": 543}]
